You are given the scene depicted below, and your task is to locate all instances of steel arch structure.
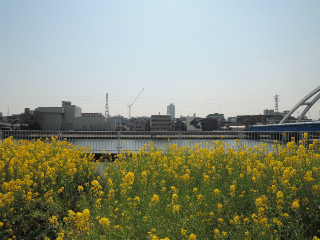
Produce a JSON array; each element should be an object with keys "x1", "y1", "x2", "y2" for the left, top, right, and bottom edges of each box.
[{"x1": 280, "y1": 86, "x2": 320, "y2": 124}]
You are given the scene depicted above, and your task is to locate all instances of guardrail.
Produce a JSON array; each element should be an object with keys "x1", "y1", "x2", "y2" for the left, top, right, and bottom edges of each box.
[{"x1": 1, "y1": 130, "x2": 319, "y2": 154}]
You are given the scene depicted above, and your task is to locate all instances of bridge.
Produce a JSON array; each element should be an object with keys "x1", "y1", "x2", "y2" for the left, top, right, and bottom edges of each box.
[{"x1": 249, "y1": 86, "x2": 320, "y2": 132}]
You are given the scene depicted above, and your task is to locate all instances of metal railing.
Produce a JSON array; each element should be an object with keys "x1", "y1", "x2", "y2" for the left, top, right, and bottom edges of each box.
[{"x1": 1, "y1": 130, "x2": 319, "y2": 154}]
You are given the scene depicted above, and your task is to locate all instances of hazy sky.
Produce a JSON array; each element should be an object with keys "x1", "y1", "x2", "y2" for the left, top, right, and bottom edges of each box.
[{"x1": 1, "y1": 1, "x2": 320, "y2": 119}]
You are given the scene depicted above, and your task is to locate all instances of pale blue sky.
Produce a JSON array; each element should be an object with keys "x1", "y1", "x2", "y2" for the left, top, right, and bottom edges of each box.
[{"x1": 1, "y1": 1, "x2": 320, "y2": 119}]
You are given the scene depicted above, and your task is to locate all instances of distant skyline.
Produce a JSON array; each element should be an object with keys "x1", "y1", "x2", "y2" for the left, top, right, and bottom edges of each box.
[{"x1": 1, "y1": 1, "x2": 320, "y2": 119}]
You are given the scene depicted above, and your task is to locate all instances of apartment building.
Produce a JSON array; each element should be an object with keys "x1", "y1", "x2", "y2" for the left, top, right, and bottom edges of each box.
[
  {"x1": 131, "y1": 118, "x2": 150, "y2": 131},
  {"x1": 150, "y1": 115, "x2": 171, "y2": 131}
]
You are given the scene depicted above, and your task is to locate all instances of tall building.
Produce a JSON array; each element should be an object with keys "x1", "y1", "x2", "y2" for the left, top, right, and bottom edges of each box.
[{"x1": 167, "y1": 103, "x2": 175, "y2": 118}]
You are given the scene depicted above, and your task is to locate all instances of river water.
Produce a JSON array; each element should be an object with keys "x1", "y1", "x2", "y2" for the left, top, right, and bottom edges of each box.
[{"x1": 70, "y1": 138, "x2": 277, "y2": 154}]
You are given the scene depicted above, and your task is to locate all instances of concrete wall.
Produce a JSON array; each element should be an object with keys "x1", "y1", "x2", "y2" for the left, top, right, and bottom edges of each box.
[
  {"x1": 36, "y1": 102, "x2": 116, "y2": 131},
  {"x1": 74, "y1": 117, "x2": 106, "y2": 130},
  {"x1": 36, "y1": 107, "x2": 64, "y2": 131}
]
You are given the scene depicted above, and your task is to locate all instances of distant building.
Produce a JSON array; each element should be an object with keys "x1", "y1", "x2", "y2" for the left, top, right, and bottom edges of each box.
[
  {"x1": 173, "y1": 118, "x2": 186, "y2": 131},
  {"x1": 0, "y1": 113, "x2": 20, "y2": 130},
  {"x1": 263, "y1": 109, "x2": 275, "y2": 115},
  {"x1": 167, "y1": 103, "x2": 175, "y2": 118},
  {"x1": 131, "y1": 118, "x2": 150, "y2": 131},
  {"x1": 151, "y1": 115, "x2": 171, "y2": 131},
  {"x1": 201, "y1": 118, "x2": 219, "y2": 131},
  {"x1": 206, "y1": 113, "x2": 225, "y2": 129},
  {"x1": 35, "y1": 101, "x2": 116, "y2": 131},
  {"x1": 186, "y1": 117, "x2": 202, "y2": 131},
  {"x1": 227, "y1": 117, "x2": 237, "y2": 123}
]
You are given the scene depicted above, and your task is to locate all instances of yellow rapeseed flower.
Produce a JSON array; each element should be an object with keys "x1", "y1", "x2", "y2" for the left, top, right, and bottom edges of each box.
[
  {"x1": 152, "y1": 194, "x2": 160, "y2": 203},
  {"x1": 214, "y1": 189, "x2": 220, "y2": 196},
  {"x1": 173, "y1": 205, "x2": 180, "y2": 213},
  {"x1": 124, "y1": 171, "x2": 135, "y2": 185},
  {"x1": 292, "y1": 199, "x2": 300, "y2": 211},
  {"x1": 99, "y1": 217, "x2": 110, "y2": 228},
  {"x1": 172, "y1": 193, "x2": 178, "y2": 203},
  {"x1": 276, "y1": 191, "x2": 283, "y2": 199},
  {"x1": 189, "y1": 234, "x2": 197, "y2": 240}
]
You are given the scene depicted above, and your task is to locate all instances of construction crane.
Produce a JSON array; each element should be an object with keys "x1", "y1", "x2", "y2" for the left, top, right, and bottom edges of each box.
[{"x1": 128, "y1": 88, "x2": 144, "y2": 118}]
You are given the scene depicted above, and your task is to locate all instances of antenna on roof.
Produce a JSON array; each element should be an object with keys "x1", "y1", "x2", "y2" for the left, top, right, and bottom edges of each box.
[{"x1": 105, "y1": 93, "x2": 110, "y2": 118}]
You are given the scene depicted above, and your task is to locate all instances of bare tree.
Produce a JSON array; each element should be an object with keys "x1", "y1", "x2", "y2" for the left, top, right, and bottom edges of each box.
[{"x1": 19, "y1": 110, "x2": 44, "y2": 130}]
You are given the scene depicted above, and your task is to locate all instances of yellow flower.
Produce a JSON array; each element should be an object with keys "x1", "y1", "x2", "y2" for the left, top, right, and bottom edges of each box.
[
  {"x1": 124, "y1": 171, "x2": 135, "y2": 185},
  {"x1": 304, "y1": 171, "x2": 314, "y2": 182},
  {"x1": 134, "y1": 196, "x2": 140, "y2": 202},
  {"x1": 183, "y1": 174, "x2": 190, "y2": 182},
  {"x1": 181, "y1": 228, "x2": 187, "y2": 237},
  {"x1": 141, "y1": 171, "x2": 147, "y2": 179},
  {"x1": 214, "y1": 189, "x2": 220, "y2": 196},
  {"x1": 276, "y1": 191, "x2": 283, "y2": 199},
  {"x1": 234, "y1": 215, "x2": 240, "y2": 224},
  {"x1": 173, "y1": 205, "x2": 180, "y2": 213},
  {"x1": 260, "y1": 217, "x2": 268, "y2": 227},
  {"x1": 49, "y1": 215, "x2": 59, "y2": 228},
  {"x1": 203, "y1": 174, "x2": 209, "y2": 183},
  {"x1": 78, "y1": 185, "x2": 84, "y2": 193},
  {"x1": 57, "y1": 187, "x2": 64, "y2": 194},
  {"x1": 214, "y1": 229, "x2": 220, "y2": 239},
  {"x1": 152, "y1": 194, "x2": 160, "y2": 203},
  {"x1": 243, "y1": 217, "x2": 250, "y2": 224},
  {"x1": 197, "y1": 194, "x2": 204, "y2": 202},
  {"x1": 292, "y1": 199, "x2": 300, "y2": 210},
  {"x1": 189, "y1": 234, "x2": 197, "y2": 240},
  {"x1": 217, "y1": 203, "x2": 223, "y2": 212},
  {"x1": 230, "y1": 184, "x2": 236, "y2": 196},
  {"x1": 172, "y1": 193, "x2": 178, "y2": 203},
  {"x1": 99, "y1": 217, "x2": 110, "y2": 228}
]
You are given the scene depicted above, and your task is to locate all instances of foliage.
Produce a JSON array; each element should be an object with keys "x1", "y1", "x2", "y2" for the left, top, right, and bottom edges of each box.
[
  {"x1": 1, "y1": 135, "x2": 320, "y2": 239},
  {"x1": 0, "y1": 137, "x2": 98, "y2": 239}
]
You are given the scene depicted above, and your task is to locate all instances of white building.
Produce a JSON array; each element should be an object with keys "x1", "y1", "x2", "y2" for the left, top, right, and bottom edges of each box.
[{"x1": 36, "y1": 101, "x2": 116, "y2": 131}]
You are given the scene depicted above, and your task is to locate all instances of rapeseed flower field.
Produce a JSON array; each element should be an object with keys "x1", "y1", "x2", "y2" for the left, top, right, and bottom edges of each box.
[{"x1": 1, "y1": 135, "x2": 320, "y2": 239}]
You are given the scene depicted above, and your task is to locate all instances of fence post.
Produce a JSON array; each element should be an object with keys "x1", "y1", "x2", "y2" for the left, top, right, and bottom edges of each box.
[
  {"x1": 117, "y1": 131, "x2": 122, "y2": 154},
  {"x1": 0, "y1": 130, "x2": 2, "y2": 141},
  {"x1": 178, "y1": 132, "x2": 182, "y2": 148},
  {"x1": 58, "y1": 130, "x2": 62, "y2": 141}
]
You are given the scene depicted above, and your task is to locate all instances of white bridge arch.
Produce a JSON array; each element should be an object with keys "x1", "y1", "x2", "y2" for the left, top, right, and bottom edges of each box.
[{"x1": 280, "y1": 86, "x2": 320, "y2": 124}]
